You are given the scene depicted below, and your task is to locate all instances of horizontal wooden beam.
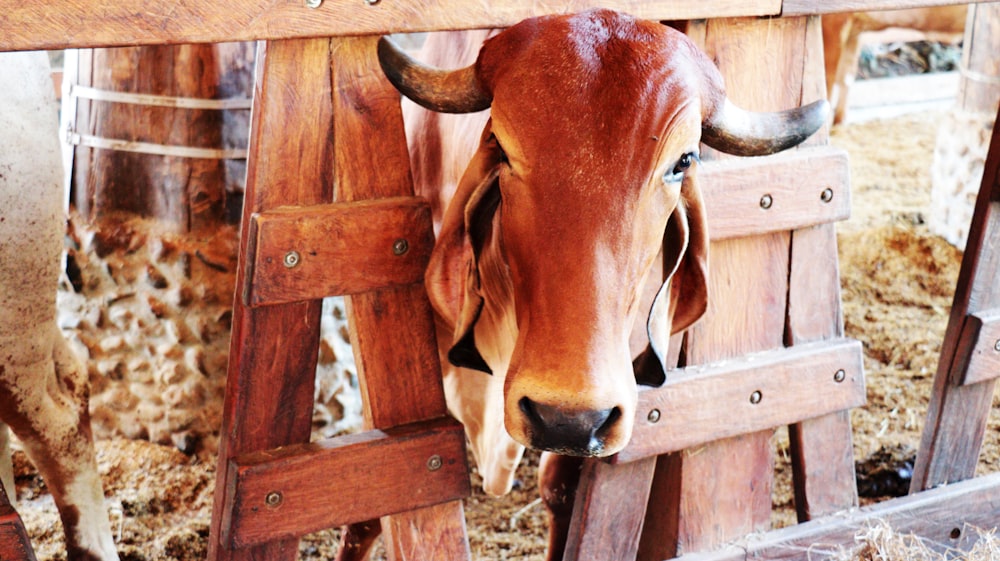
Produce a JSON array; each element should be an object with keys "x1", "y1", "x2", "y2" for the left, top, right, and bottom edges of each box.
[
  {"x1": 954, "y1": 308, "x2": 1000, "y2": 385},
  {"x1": 781, "y1": 0, "x2": 986, "y2": 17},
  {"x1": 701, "y1": 146, "x2": 851, "y2": 241},
  {"x1": 677, "y1": 471, "x2": 1000, "y2": 561},
  {"x1": 243, "y1": 196, "x2": 434, "y2": 307},
  {"x1": 615, "y1": 338, "x2": 865, "y2": 463},
  {"x1": 0, "y1": 0, "x2": 778, "y2": 52},
  {"x1": 220, "y1": 417, "x2": 470, "y2": 549}
]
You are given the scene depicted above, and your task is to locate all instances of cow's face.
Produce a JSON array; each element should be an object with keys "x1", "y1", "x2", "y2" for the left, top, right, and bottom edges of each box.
[{"x1": 379, "y1": 9, "x2": 828, "y2": 457}]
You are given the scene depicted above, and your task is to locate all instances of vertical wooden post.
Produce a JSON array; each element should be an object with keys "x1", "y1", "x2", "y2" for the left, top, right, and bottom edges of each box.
[
  {"x1": 208, "y1": 38, "x2": 334, "y2": 561},
  {"x1": 330, "y1": 36, "x2": 470, "y2": 561}
]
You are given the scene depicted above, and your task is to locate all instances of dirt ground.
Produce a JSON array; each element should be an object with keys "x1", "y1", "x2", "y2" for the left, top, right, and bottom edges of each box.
[{"x1": 9, "y1": 71, "x2": 1000, "y2": 561}]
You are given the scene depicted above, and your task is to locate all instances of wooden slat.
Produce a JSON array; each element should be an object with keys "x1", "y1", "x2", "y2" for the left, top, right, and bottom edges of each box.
[
  {"x1": 207, "y1": 38, "x2": 334, "y2": 561},
  {"x1": 244, "y1": 197, "x2": 434, "y2": 306},
  {"x1": 676, "y1": 471, "x2": 1000, "y2": 561},
  {"x1": 330, "y1": 35, "x2": 470, "y2": 561},
  {"x1": 0, "y1": 0, "x2": 779, "y2": 52},
  {"x1": 955, "y1": 309, "x2": 1000, "y2": 385},
  {"x1": 782, "y1": 0, "x2": 984, "y2": 16},
  {"x1": 0, "y1": 482, "x2": 37, "y2": 561},
  {"x1": 700, "y1": 147, "x2": 850, "y2": 241},
  {"x1": 912, "y1": 102, "x2": 1000, "y2": 491},
  {"x1": 616, "y1": 339, "x2": 865, "y2": 463},
  {"x1": 221, "y1": 418, "x2": 469, "y2": 548}
]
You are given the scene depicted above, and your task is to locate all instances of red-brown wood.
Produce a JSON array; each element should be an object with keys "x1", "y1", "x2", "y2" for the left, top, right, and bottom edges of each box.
[
  {"x1": 244, "y1": 197, "x2": 435, "y2": 307},
  {"x1": 912, "y1": 102, "x2": 1000, "y2": 491},
  {"x1": 208, "y1": 38, "x2": 335, "y2": 561},
  {"x1": 221, "y1": 418, "x2": 469, "y2": 548},
  {"x1": 330, "y1": 35, "x2": 470, "y2": 561},
  {"x1": 617, "y1": 339, "x2": 864, "y2": 463},
  {"x1": 954, "y1": 309, "x2": 1000, "y2": 385},
  {"x1": 0, "y1": 481, "x2": 37, "y2": 561}
]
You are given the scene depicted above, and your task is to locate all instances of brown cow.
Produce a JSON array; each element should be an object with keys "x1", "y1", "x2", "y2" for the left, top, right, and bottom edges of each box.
[
  {"x1": 0, "y1": 51, "x2": 119, "y2": 560},
  {"x1": 823, "y1": 6, "x2": 967, "y2": 123},
  {"x1": 338, "y1": 10, "x2": 827, "y2": 560}
]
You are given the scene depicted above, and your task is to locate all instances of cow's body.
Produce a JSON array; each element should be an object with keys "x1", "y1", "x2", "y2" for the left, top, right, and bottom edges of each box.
[
  {"x1": 338, "y1": 10, "x2": 826, "y2": 560},
  {"x1": 0, "y1": 51, "x2": 119, "y2": 561},
  {"x1": 823, "y1": 6, "x2": 967, "y2": 123}
]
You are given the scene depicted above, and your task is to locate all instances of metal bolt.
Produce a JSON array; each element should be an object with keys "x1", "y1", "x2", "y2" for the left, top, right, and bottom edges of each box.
[
  {"x1": 759, "y1": 194, "x2": 773, "y2": 210},
  {"x1": 365, "y1": 0, "x2": 380, "y2": 5},
  {"x1": 305, "y1": 0, "x2": 322, "y2": 7},
  {"x1": 834, "y1": 369, "x2": 846, "y2": 383},
  {"x1": 749, "y1": 390, "x2": 763, "y2": 405},
  {"x1": 427, "y1": 455, "x2": 443, "y2": 471},
  {"x1": 392, "y1": 239, "x2": 409, "y2": 256},
  {"x1": 821, "y1": 188, "x2": 834, "y2": 203},
  {"x1": 265, "y1": 491, "x2": 283, "y2": 507},
  {"x1": 283, "y1": 250, "x2": 301, "y2": 268},
  {"x1": 647, "y1": 409, "x2": 661, "y2": 423},
  {"x1": 994, "y1": 339, "x2": 1000, "y2": 352}
]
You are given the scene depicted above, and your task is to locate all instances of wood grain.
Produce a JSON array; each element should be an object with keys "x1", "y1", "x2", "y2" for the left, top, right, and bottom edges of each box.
[
  {"x1": 208, "y1": 38, "x2": 335, "y2": 561},
  {"x1": 244, "y1": 197, "x2": 435, "y2": 306},
  {"x1": 700, "y1": 147, "x2": 849, "y2": 241},
  {"x1": 954, "y1": 308, "x2": 1000, "y2": 385},
  {"x1": 675, "y1": 471, "x2": 1000, "y2": 561},
  {"x1": 221, "y1": 418, "x2": 469, "y2": 548},
  {"x1": 912, "y1": 103, "x2": 1000, "y2": 491},
  {"x1": 0, "y1": 481, "x2": 37, "y2": 561},
  {"x1": 0, "y1": 1, "x2": 779, "y2": 51},
  {"x1": 782, "y1": 0, "x2": 985, "y2": 16},
  {"x1": 617, "y1": 339, "x2": 865, "y2": 463}
]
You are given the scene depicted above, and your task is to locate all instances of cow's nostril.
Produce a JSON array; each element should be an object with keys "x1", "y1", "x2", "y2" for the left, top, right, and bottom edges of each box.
[
  {"x1": 517, "y1": 397, "x2": 623, "y2": 456},
  {"x1": 519, "y1": 397, "x2": 541, "y2": 425},
  {"x1": 595, "y1": 406, "x2": 622, "y2": 438}
]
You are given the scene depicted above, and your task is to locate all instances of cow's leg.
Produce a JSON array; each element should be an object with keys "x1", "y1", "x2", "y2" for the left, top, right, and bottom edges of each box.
[
  {"x1": 539, "y1": 452, "x2": 583, "y2": 561},
  {"x1": 0, "y1": 50, "x2": 119, "y2": 561},
  {"x1": 335, "y1": 519, "x2": 382, "y2": 561},
  {"x1": 0, "y1": 422, "x2": 13, "y2": 501}
]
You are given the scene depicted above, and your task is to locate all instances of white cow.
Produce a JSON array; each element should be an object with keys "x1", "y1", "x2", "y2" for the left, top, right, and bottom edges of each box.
[{"x1": 0, "y1": 50, "x2": 119, "y2": 561}]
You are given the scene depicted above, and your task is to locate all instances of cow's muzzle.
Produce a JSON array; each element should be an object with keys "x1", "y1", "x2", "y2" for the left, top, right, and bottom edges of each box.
[{"x1": 516, "y1": 397, "x2": 626, "y2": 457}]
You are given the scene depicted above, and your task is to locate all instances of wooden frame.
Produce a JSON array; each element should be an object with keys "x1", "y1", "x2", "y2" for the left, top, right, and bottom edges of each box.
[{"x1": 1, "y1": 2, "x2": 998, "y2": 561}]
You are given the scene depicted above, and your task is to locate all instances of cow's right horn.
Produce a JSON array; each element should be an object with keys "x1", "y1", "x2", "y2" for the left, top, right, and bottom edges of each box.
[
  {"x1": 701, "y1": 97, "x2": 829, "y2": 157},
  {"x1": 377, "y1": 37, "x2": 492, "y2": 114}
]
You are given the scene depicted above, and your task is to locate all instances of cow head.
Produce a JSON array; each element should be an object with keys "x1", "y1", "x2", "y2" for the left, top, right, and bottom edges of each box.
[{"x1": 379, "y1": 10, "x2": 828, "y2": 457}]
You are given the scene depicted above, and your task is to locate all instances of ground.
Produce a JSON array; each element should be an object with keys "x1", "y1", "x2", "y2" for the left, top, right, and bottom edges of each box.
[{"x1": 9, "y1": 64, "x2": 1000, "y2": 561}]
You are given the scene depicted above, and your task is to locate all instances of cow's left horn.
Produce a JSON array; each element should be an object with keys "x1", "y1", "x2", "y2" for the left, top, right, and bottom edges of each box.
[
  {"x1": 701, "y1": 98, "x2": 829, "y2": 156},
  {"x1": 377, "y1": 37, "x2": 492, "y2": 114}
]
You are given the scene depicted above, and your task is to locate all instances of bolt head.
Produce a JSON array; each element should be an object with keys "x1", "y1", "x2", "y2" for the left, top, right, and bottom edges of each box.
[
  {"x1": 760, "y1": 194, "x2": 773, "y2": 210},
  {"x1": 994, "y1": 339, "x2": 1000, "y2": 352},
  {"x1": 749, "y1": 390, "x2": 763, "y2": 404},
  {"x1": 821, "y1": 188, "x2": 834, "y2": 203},
  {"x1": 305, "y1": 0, "x2": 322, "y2": 7},
  {"x1": 834, "y1": 369, "x2": 846, "y2": 383},
  {"x1": 427, "y1": 455, "x2": 443, "y2": 471},
  {"x1": 647, "y1": 409, "x2": 661, "y2": 423},
  {"x1": 392, "y1": 239, "x2": 409, "y2": 256},
  {"x1": 265, "y1": 491, "x2": 283, "y2": 507},
  {"x1": 283, "y1": 250, "x2": 301, "y2": 268}
]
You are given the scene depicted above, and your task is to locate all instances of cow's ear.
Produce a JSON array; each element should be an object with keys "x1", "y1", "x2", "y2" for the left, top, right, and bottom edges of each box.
[
  {"x1": 638, "y1": 178, "x2": 709, "y2": 386},
  {"x1": 425, "y1": 121, "x2": 503, "y2": 374}
]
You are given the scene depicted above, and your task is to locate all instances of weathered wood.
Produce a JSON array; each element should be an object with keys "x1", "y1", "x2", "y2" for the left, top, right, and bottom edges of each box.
[
  {"x1": 782, "y1": 0, "x2": 986, "y2": 17},
  {"x1": 912, "y1": 102, "x2": 1000, "y2": 491},
  {"x1": 562, "y1": 458, "x2": 658, "y2": 561},
  {"x1": 244, "y1": 197, "x2": 435, "y2": 306},
  {"x1": 330, "y1": 35, "x2": 470, "y2": 561},
  {"x1": 208, "y1": 38, "x2": 334, "y2": 561},
  {"x1": 676, "y1": 471, "x2": 1000, "y2": 561},
  {"x1": 221, "y1": 418, "x2": 469, "y2": 548},
  {"x1": 700, "y1": 147, "x2": 849, "y2": 241},
  {"x1": 957, "y1": 4, "x2": 1000, "y2": 116},
  {"x1": 784, "y1": 14, "x2": 860, "y2": 524},
  {"x1": 0, "y1": 481, "x2": 37, "y2": 561},
  {"x1": 0, "y1": 1, "x2": 779, "y2": 52},
  {"x1": 954, "y1": 309, "x2": 1000, "y2": 385},
  {"x1": 617, "y1": 339, "x2": 864, "y2": 463}
]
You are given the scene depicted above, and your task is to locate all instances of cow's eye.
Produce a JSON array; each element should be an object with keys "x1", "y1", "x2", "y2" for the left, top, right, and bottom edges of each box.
[{"x1": 663, "y1": 152, "x2": 697, "y2": 184}]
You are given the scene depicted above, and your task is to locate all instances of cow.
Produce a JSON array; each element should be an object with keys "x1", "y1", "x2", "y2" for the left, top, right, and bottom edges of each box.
[
  {"x1": 822, "y1": 6, "x2": 967, "y2": 124},
  {"x1": 0, "y1": 51, "x2": 120, "y2": 561},
  {"x1": 337, "y1": 10, "x2": 828, "y2": 560}
]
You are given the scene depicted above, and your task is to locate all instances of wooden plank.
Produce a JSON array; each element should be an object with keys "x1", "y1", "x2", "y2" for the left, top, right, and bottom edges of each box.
[
  {"x1": 207, "y1": 38, "x2": 334, "y2": 561},
  {"x1": 784, "y1": 14, "x2": 860, "y2": 524},
  {"x1": 955, "y1": 309, "x2": 1000, "y2": 385},
  {"x1": 562, "y1": 458, "x2": 658, "y2": 561},
  {"x1": 912, "y1": 103, "x2": 1000, "y2": 491},
  {"x1": 782, "y1": 0, "x2": 985, "y2": 17},
  {"x1": 616, "y1": 339, "x2": 864, "y2": 463},
  {"x1": 330, "y1": 35, "x2": 470, "y2": 561},
  {"x1": 676, "y1": 471, "x2": 1000, "y2": 561},
  {"x1": 700, "y1": 147, "x2": 850, "y2": 241},
  {"x1": 244, "y1": 197, "x2": 435, "y2": 307},
  {"x1": 0, "y1": 482, "x2": 37, "y2": 561},
  {"x1": 221, "y1": 418, "x2": 469, "y2": 548},
  {"x1": 0, "y1": 0, "x2": 779, "y2": 52}
]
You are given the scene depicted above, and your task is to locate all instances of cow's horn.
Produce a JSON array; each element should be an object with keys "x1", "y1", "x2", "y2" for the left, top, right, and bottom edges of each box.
[
  {"x1": 701, "y1": 98, "x2": 830, "y2": 156},
  {"x1": 377, "y1": 37, "x2": 492, "y2": 114}
]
